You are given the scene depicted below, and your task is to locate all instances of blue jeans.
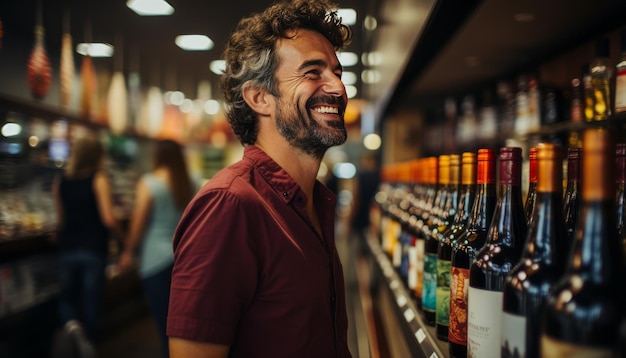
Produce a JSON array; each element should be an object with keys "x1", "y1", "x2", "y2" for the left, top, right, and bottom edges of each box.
[
  {"x1": 57, "y1": 250, "x2": 106, "y2": 343},
  {"x1": 142, "y1": 265, "x2": 172, "y2": 358}
]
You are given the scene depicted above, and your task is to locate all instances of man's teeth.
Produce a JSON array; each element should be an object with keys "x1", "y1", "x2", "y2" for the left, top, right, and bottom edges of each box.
[{"x1": 314, "y1": 106, "x2": 339, "y2": 114}]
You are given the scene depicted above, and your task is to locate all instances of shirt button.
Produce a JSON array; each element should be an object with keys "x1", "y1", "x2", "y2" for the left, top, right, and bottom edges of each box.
[{"x1": 282, "y1": 191, "x2": 288, "y2": 197}]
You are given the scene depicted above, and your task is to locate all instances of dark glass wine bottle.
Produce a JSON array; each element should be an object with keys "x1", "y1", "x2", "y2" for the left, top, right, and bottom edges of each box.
[
  {"x1": 434, "y1": 154, "x2": 461, "y2": 340},
  {"x1": 615, "y1": 144, "x2": 626, "y2": 247},
  {"x1": 423, "y1": 155, "x2": 448, "y2": 326},
  {"x1": 449, "y1": 149, "x2": 497, "y2": 358},
  {"x1": 541, "y1": 128, "x2": 626, "y2": 357},
  {"x1": 524, "y1": 146, "x2": 538, "y2": 226},
  {"x1": 501, "y1": 143, "x2": 567, "y2": 358},
  {"x1": 563, "y1": 147, "x2": 582, "y2": 253},
  {"x1": 467, "y1": 147, "x2": 528, "y2": 358},
  {"x1": 412, "y1": 157, "x2": 438, "y2": 310}
]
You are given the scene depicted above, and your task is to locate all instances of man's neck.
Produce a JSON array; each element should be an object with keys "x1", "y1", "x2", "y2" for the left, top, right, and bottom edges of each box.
[{"x1": 255, "y1": 139, "x2": 322, "y2": 198}]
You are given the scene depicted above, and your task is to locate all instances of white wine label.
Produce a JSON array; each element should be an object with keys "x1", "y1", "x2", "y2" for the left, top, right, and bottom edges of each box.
[
  {"x1": 501, "y1": 312, "x2": 526, "y2": 358},
  {"x1": 467, "y1": 287, "x2": 503, "y2": 358},
  {"x1": 541, "y1": 335, "x2": 612, "y2": 358}
]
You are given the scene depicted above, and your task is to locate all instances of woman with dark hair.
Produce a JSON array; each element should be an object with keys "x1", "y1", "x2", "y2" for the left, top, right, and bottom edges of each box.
[
  {"x1": 117, "y1": 139, "x2": 194, "y2": 357},
  {"x1": 53, "y1": 134, "x2": 122, "y2": 344}
]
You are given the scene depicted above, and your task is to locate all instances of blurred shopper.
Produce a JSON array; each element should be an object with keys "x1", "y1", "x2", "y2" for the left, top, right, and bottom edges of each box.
[
  {"x1": 117, "y1": 139, "x2": 194, "y2": 358},
  {"x1": 166, "y1": 0, "x2": 353, "y2": 357},
  {"x1": 350, "y1": 152, "x2": 380, "y2": 255},
  {"x1": 52, "y1": 134, "x2": 122, "y2": 344}
]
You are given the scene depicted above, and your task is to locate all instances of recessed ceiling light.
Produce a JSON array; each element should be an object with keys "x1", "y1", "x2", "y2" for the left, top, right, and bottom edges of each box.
[
  {"x1": 175, "y1": 35, "x2": 214, "y2": 51},
  {"x1": 514, "y1": 12, "x2": 535, "y2": 23},
  {"x1": 210, "y1": 60, "x2": 226, "y2": 75},
  {"x1": 342, "y1": 71, "x2": 357, "y2": 85},
  {"x1": 127, "y1": 0, "x2": 174, "y2": 16},
  {"x1": 336, "y1": 8, "x2": 357, "y2": 26},
  {"x1": 76, "y1": 43, "x2": 114, "y2": 57},
  {"x1": 337, "y1": 52, "x2": 358, "y2": 67}
]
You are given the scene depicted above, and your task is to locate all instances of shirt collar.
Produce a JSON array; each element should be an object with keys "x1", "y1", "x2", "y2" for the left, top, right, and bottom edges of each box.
[{"x1": 243, "y1": 145, "x2": 336, "y2": 208}]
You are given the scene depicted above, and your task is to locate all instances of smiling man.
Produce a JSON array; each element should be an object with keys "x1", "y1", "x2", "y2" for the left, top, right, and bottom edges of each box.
[{"x1": 166, "y1": 1, "x2": 353, "y2": 357}]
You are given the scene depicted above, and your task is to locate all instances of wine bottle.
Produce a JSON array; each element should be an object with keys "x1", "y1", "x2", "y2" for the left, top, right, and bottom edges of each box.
[
  {"x1": 524, "y1": 146, "x2": 538, "y2": 226},
  {"x1": 501, "y1": 143, "x2": 567, "y2": 358},
  {"x1": 589, "y1": 36, "x2": 613, "y2": 121},
  {"x1": 423, "y1": 155, "x2": 448, "y2": 326},
  {"x1": 467, "y1": 147, "x2": 528, "y2": 358},
  {"x1": 615, "y1": 144, "x2": 626, "y2": 262},
  {"x1": 616, "y1": 28, "x2": 626, "y2": 113},
  {"x1": 541, "y1": 128, "x2": 626, "y2": 357},
  {"x1": 449, "y1": 149, "x2": 497, "y2": 358},
  {"x1": 434, "y1": 154, "x2": 461, "y2": 340},
  {"x1": 413, "y1": 157, "x2": 438, "y2": 310},
  {"x1": 563, "y1": 147, "x2": 582, "y2": 255}
]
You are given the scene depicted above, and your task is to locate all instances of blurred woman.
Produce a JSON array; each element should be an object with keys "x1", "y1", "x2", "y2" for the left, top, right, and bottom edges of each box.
[
  {"x1": 53, "y1": 134, "x2": 122, "y2": 343},
  {"x1": 117, "y1": 139, "x2": 194, "y2": 357}
]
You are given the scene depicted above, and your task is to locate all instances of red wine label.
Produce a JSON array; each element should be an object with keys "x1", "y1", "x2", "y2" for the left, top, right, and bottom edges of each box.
[
  {"x1": 467, "y1": 287, "x2": 503, "y2": 358},
  {"x1": 436, "y1": 259, "x2": 451, "y2": 326},
  {"x1": 449, "y1": 266, "x2": 469, "y2": 345},
  {"x1": 422, "y1": 253, "x2": 437, "y2": 312},
  {"x1": 502, "y1": 312, "x2": 526, "y2": 357},
  {"x1": 414, "y1": 238, "x2": 424, "y2": 299},
  {"x1": 541, "y1": 335, "x2": 613, "y2": 358}
]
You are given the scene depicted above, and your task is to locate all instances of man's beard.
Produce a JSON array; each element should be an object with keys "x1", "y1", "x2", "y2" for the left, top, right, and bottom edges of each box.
[{"x1": 275, "y1": 95, "x2": 347, "y2": 159}]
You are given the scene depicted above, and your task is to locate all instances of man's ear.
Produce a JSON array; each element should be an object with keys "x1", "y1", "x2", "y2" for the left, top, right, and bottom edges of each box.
[{"x1": 242, "y1": 82, "x2": 271, "y2": 116}]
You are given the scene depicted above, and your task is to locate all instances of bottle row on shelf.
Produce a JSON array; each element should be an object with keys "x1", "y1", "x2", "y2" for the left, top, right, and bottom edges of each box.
[
  {"x1": 422, "y1": 28, "x2": 626, "y2": 154},
  {"x1": 372, "y1": 127, "x2": 625, "y2": 358}
]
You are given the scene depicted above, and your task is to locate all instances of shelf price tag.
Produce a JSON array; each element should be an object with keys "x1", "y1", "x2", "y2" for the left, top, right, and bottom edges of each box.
[
  {"x1": 396, "y1": 294, "x2": 407, "y2": 307},
  {"x1": 403, "y1": 308, "x2": 415, "y2": 322},
  {"x1": 415, "y1": 328, "x2": 426, "y2": 343},
  {"x1": 390, "y1": 280, "x2": 399, "y2": 289}
]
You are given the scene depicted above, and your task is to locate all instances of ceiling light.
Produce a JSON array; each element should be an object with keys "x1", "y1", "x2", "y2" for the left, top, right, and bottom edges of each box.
[
  {"x1": 210, "y1": 60, "x2": 226, "y2": 75},
  {"x1": 346, "y1": 85, "x2": 357, "y2": 99},
  {"x1": 342, "y1": 71, "x2": 357, "y2": 85},
  {"x1": 364, "y1": 15, "x2": 377, "y2": 31},
  {"x1": 363, "y1": 133, "x2": 382, "y2": 150},
  {"x1": 361, "y1": 70, "x2": 380, "y2": 84},
  {"x1": 76, "y1": 43, "x2": 114, "y2": 57},
  {"x1": 175, "y1": 35, "x2": 214, "y2": 51},
  {"x1": 127, "y1": 0, "x2": 174, "y2": 16},
  {"x1": 336, "y1": 8, "x2": 357, "y2": 26},
  {"x1": 337, "y1": 52, "x2": 358, "y2": 67}
]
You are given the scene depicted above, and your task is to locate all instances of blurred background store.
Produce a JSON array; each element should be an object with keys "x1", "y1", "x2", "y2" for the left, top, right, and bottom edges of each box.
[{"x1": 1, "y1": 0, "x2": 626, "y2": 357}]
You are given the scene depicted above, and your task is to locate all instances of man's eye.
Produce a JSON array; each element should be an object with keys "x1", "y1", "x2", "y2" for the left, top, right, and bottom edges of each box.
[{"x1": 305, "y1": 70, "x2": 321, "y2": 77}]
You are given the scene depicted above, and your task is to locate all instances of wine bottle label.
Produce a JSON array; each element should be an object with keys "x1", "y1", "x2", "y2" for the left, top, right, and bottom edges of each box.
[
  {"x1": 436, "y1": 259, "x2": 451, "y2": 326},
  {"x1": 467, "y1": 287, "x2": 503, "y2": 358},
  {"x1": 415, "y1": 238, "x2": 425, "y2": 298},
  {"x1": 392, "y1": 238, "x2": 402, "y2": 268},
  {"x1": 540, "y1": 335, "x2": 613, "y2": 358},
  {"x1": 422, "y1": 253, "x2": 437, "y2": 312},
  {"x1": 449, "y1": 266, "x2": 469, "y2": 345},
  {"x1": 616, "y1": 69, "x2": 626, "y2": 113},
  {"x1": 502, "y1": 312, "x2": 526, "y2": 358},
  {"x1": 408, "y1": 245, "x2": 417, "y2": 290}
]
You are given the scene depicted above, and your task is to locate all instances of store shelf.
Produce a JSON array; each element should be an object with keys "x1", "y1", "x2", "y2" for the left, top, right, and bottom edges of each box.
[{"x1": 366, "y1": 233, "x2": 448, "y2": 358}]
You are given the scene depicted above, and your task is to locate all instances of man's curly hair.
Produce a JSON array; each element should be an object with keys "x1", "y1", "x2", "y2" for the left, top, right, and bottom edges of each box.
[{"x1": 220, "y1": 0, "x2": 352, "y2": 145}]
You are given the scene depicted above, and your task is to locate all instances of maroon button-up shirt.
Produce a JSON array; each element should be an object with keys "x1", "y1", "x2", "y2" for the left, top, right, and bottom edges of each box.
[{"x1": 167, "y1": 145, "x2": 351, "y2": 357}]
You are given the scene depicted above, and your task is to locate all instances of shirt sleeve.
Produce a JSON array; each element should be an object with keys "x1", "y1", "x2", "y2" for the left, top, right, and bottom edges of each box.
[{"x1": 166, "y1": 188, "x2": 258, "y2": 344}]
